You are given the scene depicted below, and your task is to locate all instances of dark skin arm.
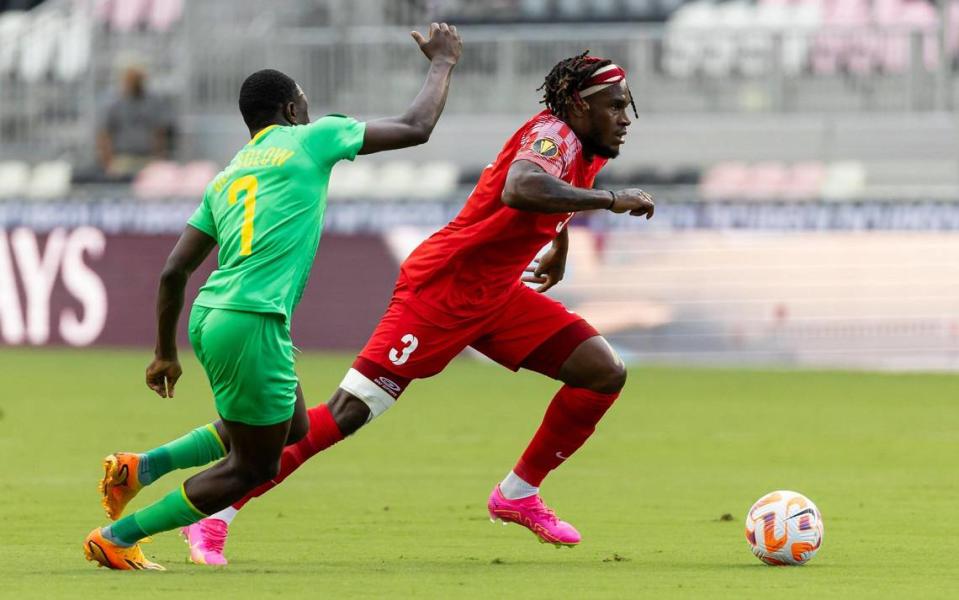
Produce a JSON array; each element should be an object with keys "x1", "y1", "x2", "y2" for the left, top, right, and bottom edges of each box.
[
  {"x1": 522, "y1": 227, "x2": 568, "y2": 293},
  {"x1": 502, "y1": 160, "x2": 656, "y2": 217},
  {"x1": 503, "y1": 160, "x2": 612, "y2": 213},
  {"x1": 146, "y1": 225, "x2": 216, "y2": 398},
  {"x1": 359, "y1": 23, "x2": 462, "y2": 155},
  {"x1": 507, "y1": 161, "x2": 655, "y2": 293}
]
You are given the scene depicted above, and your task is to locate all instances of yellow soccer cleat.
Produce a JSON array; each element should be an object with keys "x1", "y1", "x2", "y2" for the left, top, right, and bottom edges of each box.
[
  {"x1": 83, "y1": 528, "x2": 165, "y2": 571},
  {"x1": 99, "y1": 453, "x2": 143, "y2": 520}
]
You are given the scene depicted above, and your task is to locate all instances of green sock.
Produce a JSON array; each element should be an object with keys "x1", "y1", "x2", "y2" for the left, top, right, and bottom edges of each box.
[
  {"x1": 139, "y1": 423, "x2": 226, "y2": 485},
  {"x1": 108, "y1": 485, "x2": 207, "y2": 545}
]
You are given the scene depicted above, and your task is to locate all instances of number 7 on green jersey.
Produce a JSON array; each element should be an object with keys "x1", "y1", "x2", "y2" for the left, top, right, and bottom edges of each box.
[{"x1": 227, "y1": 175, "x2": 258, "y2": 256}]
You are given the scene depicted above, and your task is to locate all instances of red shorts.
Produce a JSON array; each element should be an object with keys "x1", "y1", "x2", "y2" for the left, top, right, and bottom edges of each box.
[{"x1": 353, "y1": 277, "x2": 597, "y2": 399}]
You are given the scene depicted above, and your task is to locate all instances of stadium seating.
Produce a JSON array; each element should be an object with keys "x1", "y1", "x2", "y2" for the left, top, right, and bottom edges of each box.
[
  {"x1": 176, "y1": 161, "x2": 219, "y2": 197},
  {"x1": 328, "y1": 162, "x2": 377, "y2": 200},
  {"x1": 949, "y1": 2, "x2": 959, "y2": 56},
  {"x1": 1, "y1": 4, "x2": 92, "y2": 83},
  {"x1": 147, "y1": 0, "x2": 182, "y2": 32},
  {"x1": 441, "y1": 0, "x2": 685, "y2": 23},
  {"x1": 0, "y1": 161, "x2": 30, "y2": 198},
  {"x1": 820, "y1": 161, "x2": 866, "y2": 201},
  {"x1": 701, "y1": 161, "x2": 752, "y2": 200},
  {"x1": 27, "y1": 160, "x2": 72, "y2": 199},
  {"x1": 17, "y1": 9, "x2": 60, "y2": 82},
  {"x1": 663, "y1": 0, "x2": 950, "y2": 78},
  {"x1": 89, "y1": 0, "x2": 112, "y2": 24},
  {"x1": 83, "y1": 0, "x2": 183, "y2": 31},
  {"x1": 742, "y1": 161, "x2": 790, "y2": 200},
  {"x1": 704, "y1": 1, "x2": 751, "y2": 78},
  {"x1": 781, "y1": 161, "x2": 826, "y2": 200},
  {"x1": 0, "y1": 160, "x2": 73, "y2": 199},
  {"x1": 128, "y1": 161, "x2": 227, "y2": 199},
  {"x1": 327, "y1": 161, "x2": 461, "y2": 201},
  {"x1": 1, "y1": 0, "x2": 956, "y2": 204},
  {"x1": 663, "y1": 1, "x2": 714, "y2": 78},
  {"x1": 785, "y1": 1, "x2": 822, "y2": 74},
  {"x1": 109, "y1": 0, "x2": 150, "y2": 33},
  {"x1": 132, "y1": 161, "x2": 184, "y2": 199},
  {"x1": 370, "y1": 161, "x2": 420, "y2": 200},
  {"x1": 105, "y1": 157, "x2": 953, "y2": 203},
  {"x1": 0, "y1": 10, "x2": 27, "y2": 78},
  {"x1": 408, "y1": 161, "x2": 460, "y2": 200},
  {"x1": 54, "y1": 13, "x2": 91, "y2": 81},
  {"x1": 700, "y1": 160, "x2": 865, "y2": 201}
]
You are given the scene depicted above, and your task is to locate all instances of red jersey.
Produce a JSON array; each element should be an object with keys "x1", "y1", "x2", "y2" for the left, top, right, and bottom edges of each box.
[{"x1": 400, "y1": 110, "x2": 607, "y2": 316}]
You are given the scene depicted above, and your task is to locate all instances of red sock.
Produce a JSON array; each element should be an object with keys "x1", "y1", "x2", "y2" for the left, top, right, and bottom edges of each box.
[
  {"x1": 513, "y1": 385, "x2": 619, "y2": 487},
  {"x1": 232, "y1": 403, "x2": 344, "y2": 509}
]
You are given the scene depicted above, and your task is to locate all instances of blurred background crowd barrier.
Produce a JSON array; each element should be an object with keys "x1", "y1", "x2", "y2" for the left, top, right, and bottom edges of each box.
[{"x1": 1, "y1": 0, "x2": 958, "y2": 370}]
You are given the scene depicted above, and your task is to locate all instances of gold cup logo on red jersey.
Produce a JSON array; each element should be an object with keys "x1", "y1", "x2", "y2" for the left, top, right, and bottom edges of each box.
[{"x1": 532, "y1": 138, "x2": 558, "y2": 157}]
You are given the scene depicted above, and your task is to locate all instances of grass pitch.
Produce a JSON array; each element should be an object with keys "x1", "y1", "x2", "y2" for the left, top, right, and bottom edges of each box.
[{"x1": 0, "y1": 348, "x2": 957, "y2": 599}]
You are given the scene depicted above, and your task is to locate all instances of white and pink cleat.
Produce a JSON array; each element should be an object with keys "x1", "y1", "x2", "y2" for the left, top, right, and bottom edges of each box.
[
  {"x1": 487, "y1": 485, "x2": 581, "y2": 547},
  {"x1": 181, "y1": 519, "x2": 229, "y2": 565}
]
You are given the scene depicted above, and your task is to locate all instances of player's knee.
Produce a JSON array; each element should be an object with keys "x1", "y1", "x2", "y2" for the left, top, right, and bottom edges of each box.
[
  {"x1": 560, "y1": 336, "x2": 627, "y2": 394},
  {"x1": 229, "y1": 455, "x2": 281, "y2": 487},
  {"x1": 587, "y1": 358, "x2": 627, "y2": 394},
  {"x1": 246, "y1": 458, "x2": 281, "y2": 486},
  {"x1": 286, "y1": 411, "x2": 309, "y2": 444},
  {"x1": 335, "y1": 370, "x2": 399, "y2": 434}
]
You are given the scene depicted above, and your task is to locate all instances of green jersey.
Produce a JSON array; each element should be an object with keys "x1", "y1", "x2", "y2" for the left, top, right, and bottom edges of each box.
[{"x1": 187, "y1": 115, "x2": 366, "y2": 323}]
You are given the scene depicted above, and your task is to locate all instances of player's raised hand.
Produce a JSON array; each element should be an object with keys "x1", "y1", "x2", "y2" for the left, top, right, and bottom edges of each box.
[
  {"x1": 609, "y1": 188, "x2": 655, "y2": 219},
  {"x1": 411, "y1": 22, "x2": 462, "y2": 66},
  {"x1": 146, "y1": 357, "x2": 182, "y2": 398}
]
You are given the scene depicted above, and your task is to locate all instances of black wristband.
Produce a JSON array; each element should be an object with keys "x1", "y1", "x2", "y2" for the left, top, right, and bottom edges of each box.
[{"x1": 606, "y1": 190, "x2": 616, "y2": 210}]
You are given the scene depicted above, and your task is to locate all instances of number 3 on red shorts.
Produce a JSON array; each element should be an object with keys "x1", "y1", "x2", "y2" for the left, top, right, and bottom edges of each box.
[{"x1": 389, "y1": 334, "x2": 419, "y2": 366}]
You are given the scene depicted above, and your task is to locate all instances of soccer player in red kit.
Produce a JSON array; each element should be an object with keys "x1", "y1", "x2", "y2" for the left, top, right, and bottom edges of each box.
[{"x1": 179, "y1": 51, "x2": 656, "y2": 562}]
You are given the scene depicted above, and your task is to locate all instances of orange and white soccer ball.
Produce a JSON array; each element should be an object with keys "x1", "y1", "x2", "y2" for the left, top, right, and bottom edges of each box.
[{"x1": 745, "y1": 490, "x2": 824, "y2": 565}]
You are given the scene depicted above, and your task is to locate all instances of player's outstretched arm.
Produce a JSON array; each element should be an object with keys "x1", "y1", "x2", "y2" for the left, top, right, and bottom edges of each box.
[
  {"x1": 358, "y1": 23, "x2": 462, "y2": 155},
  {"x1": 503, "y1": 160, "x2": 655, "y2": 218},
  {"x1": 146, "y1": 225, "x2": 216, "y2": 398}
]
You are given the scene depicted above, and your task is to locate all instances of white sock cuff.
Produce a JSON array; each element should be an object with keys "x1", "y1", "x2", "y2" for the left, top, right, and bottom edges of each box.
[
  {"x1": 500, "y1": 470, "x2": 539, "y2": 500},
  {"x1": 210, "y1": 506, "x2": 239, "y2": 524},
  {"x1": 339, "y1": 368, "x2": 396, "y2": 421}
]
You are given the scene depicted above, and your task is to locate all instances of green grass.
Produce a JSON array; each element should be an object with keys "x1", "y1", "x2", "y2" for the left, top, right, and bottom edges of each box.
[{"x1": 1, "y1": 348, "x2": 957, "y2": 599}]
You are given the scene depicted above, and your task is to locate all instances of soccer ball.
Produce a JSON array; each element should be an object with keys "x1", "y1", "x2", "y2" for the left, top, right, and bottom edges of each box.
[{"x1": 745, "y1": 490, "x2": 823, "y2": 566}]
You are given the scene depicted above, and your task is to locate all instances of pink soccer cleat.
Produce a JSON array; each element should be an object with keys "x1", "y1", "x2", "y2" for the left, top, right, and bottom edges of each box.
[
  {"x1": 181, "y1": 519, "x2": 229, "y2": 565},
  {"x1": 487, "y1": 485, "x2": 581, "y2": 547}
]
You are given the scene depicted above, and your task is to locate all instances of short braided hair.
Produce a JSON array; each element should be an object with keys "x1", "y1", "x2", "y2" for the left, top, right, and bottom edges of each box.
[
  {"x1": 538, "y1": 50, "x2": 637, "y2": 120},
  {"x1": 238, "y1": 69, "x2": 299, "y2": 130}
]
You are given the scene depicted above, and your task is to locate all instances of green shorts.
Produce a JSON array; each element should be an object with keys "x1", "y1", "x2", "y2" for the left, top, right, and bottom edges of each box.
[{"x1": 188, "y1": 305, "x2": 298, "y2": 426}]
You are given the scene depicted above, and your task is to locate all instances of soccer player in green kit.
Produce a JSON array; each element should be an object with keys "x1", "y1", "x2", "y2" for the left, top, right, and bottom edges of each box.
[{"x1": 83, "y1": 23, "x2": 462, "y2": 570}]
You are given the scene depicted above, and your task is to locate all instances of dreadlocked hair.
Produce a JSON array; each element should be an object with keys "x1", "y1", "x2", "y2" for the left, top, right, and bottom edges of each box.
[{"x1": 538, "y1": 49, "x2": 637, "y2": 120}]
